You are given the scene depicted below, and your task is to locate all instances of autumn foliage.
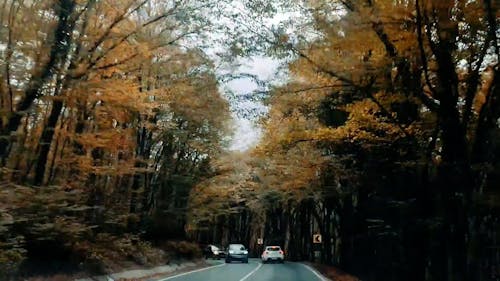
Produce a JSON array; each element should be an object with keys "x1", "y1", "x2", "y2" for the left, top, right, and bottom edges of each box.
[
  {"x1": 1, "y1": 0, "x2": 499, "y2": 280},
  {"x1": 187, "y1": 1, "x2": 499, "y2": 281},
  {"x1": 0, "y1": 0, "x2": 230, "y2": 278}
]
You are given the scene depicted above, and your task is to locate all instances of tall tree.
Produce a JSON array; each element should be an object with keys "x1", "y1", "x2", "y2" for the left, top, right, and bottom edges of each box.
[{"x1": 188, "y1": 1, "x2": 499, "y2": 280}]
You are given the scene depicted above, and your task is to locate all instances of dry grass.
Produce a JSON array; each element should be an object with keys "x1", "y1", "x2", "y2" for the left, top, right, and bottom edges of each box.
[
  {"x1": 24, "y1": 274, "x2": 76, "y2": 281},
  {"x1": 20, "y1": 240, "x2": 204, "y2": 281}
]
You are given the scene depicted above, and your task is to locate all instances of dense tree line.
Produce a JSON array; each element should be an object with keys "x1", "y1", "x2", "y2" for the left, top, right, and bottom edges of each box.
[
  {"x1": 1, "y1": 0, "x2": 498, "y2": 280},
  {"x1": 0, "y1": 0, "x2": 232, "y2": 277},
  {"x1": 188, "y1": 1, "x2": 499, "y2": 281}
]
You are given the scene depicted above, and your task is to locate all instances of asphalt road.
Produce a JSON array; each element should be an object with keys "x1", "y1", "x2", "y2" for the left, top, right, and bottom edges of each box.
[{"x1": 158, "y1": 259, "x2": 327, "y2": 281}]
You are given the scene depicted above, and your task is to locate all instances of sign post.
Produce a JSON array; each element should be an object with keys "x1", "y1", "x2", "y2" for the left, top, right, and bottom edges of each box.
[
  {"x1": 313, "y1": 234, "x2": 322, "y2": 262},
  {"x1": 256, "y1": 238, "x2": 264, "y2": 258}
]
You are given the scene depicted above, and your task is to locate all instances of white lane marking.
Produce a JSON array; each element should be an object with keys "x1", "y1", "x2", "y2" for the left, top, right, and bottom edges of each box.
[
  {"x1": 239, "y1": 262, "x2": 263, "y2": 281},
  {"x1": 158, "y1": 263, "x2": 226, "y2": 280},
  {"x1": 301, "y1": 263, "x2": 330, "y2": 281}
]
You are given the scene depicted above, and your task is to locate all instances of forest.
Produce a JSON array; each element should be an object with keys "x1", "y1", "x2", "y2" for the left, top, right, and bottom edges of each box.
[{"x1": 1, "y1": 0, "x2": 499, "y2": 281}]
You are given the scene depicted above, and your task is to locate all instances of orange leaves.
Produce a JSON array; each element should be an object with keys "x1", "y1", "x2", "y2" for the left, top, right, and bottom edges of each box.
[
  {"x1": 87, "y1": 79, "x2": 149, "y2": 116},
  {"x1": 187, "y1": 152, "x2": 258, "y2": 221},
  {"x1": 76, "y1": 128, "x2": 134, "y2": 151},
  {"x1": 342, "y1": 98, "x2": 404, "y2": 141},
  {"x1": 252, "y1": 0, "x2": 427, "y2": 205}
]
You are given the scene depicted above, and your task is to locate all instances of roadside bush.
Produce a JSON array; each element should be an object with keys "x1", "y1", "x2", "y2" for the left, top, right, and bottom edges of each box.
[
  {"x1": 160, "y1": 241, "x2": 202, "y2": 259},
  {"x1": 0, "y1": 248, "x2": 26, "y2": 279},
  {"x1": 78, "y1": 233, "x2": 168, "y2": 272},
  {"x1": 1, "y1": 184, "x2": 168, "y2": 276},
  {"x1": 136, "y1": 240, "x2": 166, "y2": 265}
]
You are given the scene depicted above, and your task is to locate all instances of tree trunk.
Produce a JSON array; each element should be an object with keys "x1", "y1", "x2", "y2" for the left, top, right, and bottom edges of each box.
[
  {"x1": 33, "y1": 100, "x2": 64, "y2": 186},
  {"x1": 0, "y1": 0, "x2": 77, "y2": 162}
]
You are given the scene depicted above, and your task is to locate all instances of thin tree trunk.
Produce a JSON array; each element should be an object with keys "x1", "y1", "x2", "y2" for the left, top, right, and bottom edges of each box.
[
  {"x1": 47, "y1": 113, "x2": 68, "y2": 184},
  {"x1": 33, "y1": 100, "x2": 64, "y2": 185},
  {"x1": 283, "y1": 204, "x2": 291, "y2": 260}
]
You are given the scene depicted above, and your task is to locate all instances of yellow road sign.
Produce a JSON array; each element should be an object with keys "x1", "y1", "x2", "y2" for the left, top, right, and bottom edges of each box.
[{"x1": 313, "y1": 234, "x2": 322, "y2": 244}]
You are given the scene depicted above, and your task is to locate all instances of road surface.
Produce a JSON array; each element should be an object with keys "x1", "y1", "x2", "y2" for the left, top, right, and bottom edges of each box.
[{"x1": 157, "y1": 259, "x2": 328, "y2": 281}]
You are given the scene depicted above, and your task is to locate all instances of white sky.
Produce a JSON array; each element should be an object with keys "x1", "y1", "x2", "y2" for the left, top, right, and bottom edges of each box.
[
  {"x1": 205, "y1": 2, "x2": 304, "y2": 152},
  {"x1": 225, "y1": 56, "x2": 281, "y2": 151}
]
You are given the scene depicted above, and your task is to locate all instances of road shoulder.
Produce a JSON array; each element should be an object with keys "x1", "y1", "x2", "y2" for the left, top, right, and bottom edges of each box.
[
  {"x1": 75, "y1": 259, "x2": 222, "y2": 281},
  {"x1": 303, "y1": 262, "x2": 360, "y2": 281}
]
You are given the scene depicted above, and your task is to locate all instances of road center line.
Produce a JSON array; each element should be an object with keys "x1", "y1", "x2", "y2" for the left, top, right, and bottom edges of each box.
[
  {"x1": 301, "y1": 263, "x2": 329, "y2": 281},
  {"x1": 239, "y1": 262, "x2": 263, "y2": 281},
  {"x1": 158, "y1": 263, "x2": 226, "y2": 280}
]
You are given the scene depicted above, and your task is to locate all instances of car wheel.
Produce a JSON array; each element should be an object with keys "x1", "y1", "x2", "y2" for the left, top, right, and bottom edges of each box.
[
  {"x1": 225, "y1": 259, "x2": 231, "y2": 263},
  {"x1": 244, "y1": 259, "x2": 249, "y2": 263},
  {"x1": 280, "y1": 259, "x2": 284, "y2": 264}
]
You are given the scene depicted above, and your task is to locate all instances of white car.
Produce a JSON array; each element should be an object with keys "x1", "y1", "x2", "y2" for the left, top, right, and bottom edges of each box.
[
  {"x1": 204, "y1": 244, "x2": 226, "y2": 259},
  {"x1": 261, "y1": 245, "x2": 284, "y2": 263}
]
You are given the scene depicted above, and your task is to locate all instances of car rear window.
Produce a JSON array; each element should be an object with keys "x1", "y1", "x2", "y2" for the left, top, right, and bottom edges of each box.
[
  {"x1": 230, "y1": 244, "x2": 245, "y2": 250},
  {"x1": 266, "y1": 246, "x2": 281, "y2": 251}
]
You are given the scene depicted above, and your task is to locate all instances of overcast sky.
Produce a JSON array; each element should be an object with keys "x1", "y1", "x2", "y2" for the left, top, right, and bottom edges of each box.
[
  {"x1": 224, "y1": 56, "x2": 280, "y2": 151},
  {"x1": 204, "y1": 2, "x2": 305, "y2": 152}
]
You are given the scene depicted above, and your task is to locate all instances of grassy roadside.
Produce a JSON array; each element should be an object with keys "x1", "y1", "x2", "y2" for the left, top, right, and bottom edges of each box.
[
  {"x1": 23, "y1": 259, "x2": 214, "y2": 281},
  {"x1": 12, "y1": 240, "x2": 206, "y2": 281}
]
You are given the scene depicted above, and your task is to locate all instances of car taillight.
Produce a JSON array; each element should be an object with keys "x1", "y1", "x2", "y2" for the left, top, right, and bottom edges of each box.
[
  {"x1": 265, "y1": 251, "x2": 269, "y2": 255},
  {"x1": 279, "y1": 250, "x2": 283, "y2": 255}
]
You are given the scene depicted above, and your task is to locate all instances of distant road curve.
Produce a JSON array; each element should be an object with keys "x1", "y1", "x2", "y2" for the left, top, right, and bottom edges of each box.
[{"x1": 156, "y1": 258, "x2": 329, "y2": 281}]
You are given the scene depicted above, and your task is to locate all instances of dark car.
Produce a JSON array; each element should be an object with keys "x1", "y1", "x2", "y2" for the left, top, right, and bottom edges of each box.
[
  {"x1": 203, "y1": 244, "x2": 226, "y2": 259},
  {"x1": 225, "y1": 243, "x2": 248, "y2": 263}
]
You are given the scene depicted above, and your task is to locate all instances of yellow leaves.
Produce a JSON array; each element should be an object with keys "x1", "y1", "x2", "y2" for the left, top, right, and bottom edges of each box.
[
  {"x1": 187, "y1": 152, "x2": 258, "y2": 220},
  {"x1": 88, "y1": 79, "x2": 145, "y2": 109},
  {"x1": 254, "y1": 141, "x2": 325, "y2": 203},
  {"x1": 340, "y1": 94, "x2": 411, "y2": 142},
  {"x1": 310, "y1": 127, "x2": 342, "y2": 142},
  {"x1": 473, "y1": 66, "x2": 496, "y2": 116},
  {"x1": 77, "y1": 128, "x2": 134, "y2": 151}
]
